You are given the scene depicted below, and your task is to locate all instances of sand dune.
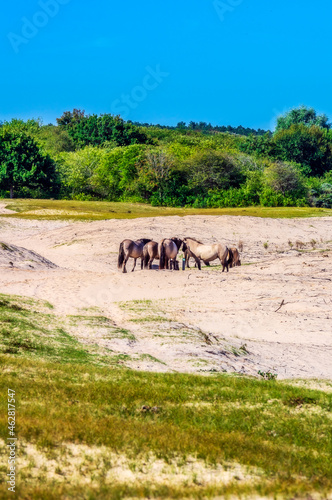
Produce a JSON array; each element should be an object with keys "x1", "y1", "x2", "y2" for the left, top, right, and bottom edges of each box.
[{"x1": 0, "y1": 213, "x2": 331, "y2": 379}]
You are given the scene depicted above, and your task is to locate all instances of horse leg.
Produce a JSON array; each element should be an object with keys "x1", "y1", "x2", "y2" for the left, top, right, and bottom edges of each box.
[
  {"x1": 132, "y1": 258, "x2": 137, "y2": 272},
  {"x1": 148, "y1": 258, "x2": 153, "y2": 269},
  {"x1": 192, "y1": 254, "x2": 201, "y2": 270},
  {"x1": 221, "y1": 260, "x2": 229, "y2": 272},
  {"x1": 122, "y1": 254, "x2": 129, "y2": 273}
]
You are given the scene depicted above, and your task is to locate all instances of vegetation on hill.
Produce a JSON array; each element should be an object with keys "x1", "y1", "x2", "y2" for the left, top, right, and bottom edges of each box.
[{"x1": 1, "y1": 106, "x2": 332, "y2": 207}]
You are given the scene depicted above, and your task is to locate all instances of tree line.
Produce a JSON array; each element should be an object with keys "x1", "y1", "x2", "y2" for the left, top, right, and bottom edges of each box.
[{"x1": 0, "y1": 106, "x2": 331, "y2": 208}]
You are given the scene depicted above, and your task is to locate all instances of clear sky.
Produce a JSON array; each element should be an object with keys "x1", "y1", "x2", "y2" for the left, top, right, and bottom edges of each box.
[{"x1": 2, "y1": 0, "x2": 332, "y2": 130}]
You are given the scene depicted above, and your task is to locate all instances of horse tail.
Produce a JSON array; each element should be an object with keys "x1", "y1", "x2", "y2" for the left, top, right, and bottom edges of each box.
[
  {"x1": 143, "y1": 248, "x2": 150, "y2": 269},
  {"x1": 117, "y1": 242, "x2": 125, "y2": 269},
  {"x1": 159, "y1": 240, "x2": 166, "y2": 269},
  {"x1": 228, "y1": 248, "x2": 234, "y2": 268},
  {"x1": 221, "y1": 246, "x2": 230, "y2": 270}
]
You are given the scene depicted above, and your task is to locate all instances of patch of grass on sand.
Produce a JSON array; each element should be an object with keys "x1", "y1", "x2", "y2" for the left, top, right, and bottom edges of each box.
[
  {"x1": 1, "y1": 198, "x2": 332, "y2": 220},
  {"x1": 68, "y1": 315, "x2": 136, "y2": 341},
  {"x1": 118, "y1": 299, "x2": 169, "y2": 325},
  {"x1": 0, "y1": 294, "x2": 133, "y2": 365}
]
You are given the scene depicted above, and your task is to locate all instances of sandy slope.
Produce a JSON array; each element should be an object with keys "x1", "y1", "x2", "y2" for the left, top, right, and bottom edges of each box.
[{"x1": 0, "y1": 213, "x2": 331, "y2": 379}]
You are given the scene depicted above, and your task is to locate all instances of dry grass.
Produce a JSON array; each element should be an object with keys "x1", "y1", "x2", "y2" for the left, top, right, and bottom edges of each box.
[{"x1": 1, "y1": 198, "x2": 332, "y2": 221}]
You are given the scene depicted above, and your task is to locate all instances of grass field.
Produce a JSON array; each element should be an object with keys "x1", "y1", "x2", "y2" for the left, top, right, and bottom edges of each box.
[
  {"x1": 1, "y1": 294, "x2": 332, "y2": 499},
  {"x1": 1, "y1": 198, "x2": 332, "y2": 220}
]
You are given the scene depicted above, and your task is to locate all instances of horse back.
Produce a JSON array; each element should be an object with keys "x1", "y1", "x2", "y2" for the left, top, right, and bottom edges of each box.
[{"x1": 144, "y1": 241, "x2": 159, "y2": 258}]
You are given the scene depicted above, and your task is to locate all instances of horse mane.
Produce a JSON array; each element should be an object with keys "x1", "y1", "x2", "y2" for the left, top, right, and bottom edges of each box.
[
  {"x1": 170, "y1": 237, "x2": 183, "y2": 250},
  {"x1": 136, "y1": 238, "x2": 152, "y2": 245},
  {"x1": 184, "y1": 236, "x2": 203, "y2": 244}
]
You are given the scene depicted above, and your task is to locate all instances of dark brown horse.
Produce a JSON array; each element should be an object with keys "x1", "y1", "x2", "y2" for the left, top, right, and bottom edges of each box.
[
  {"x1": 182, "y1": 237, "x2": 231, "y2": 272},
  {"x1": 229, "y1": 247, "x2": 241, "y2": 268},
  {"x1": 118, "y1": 238, "x2": 151, "y2": 273},
  {"x1": 159, "y1": 238, "x2": 183, "y2": 270},
  {"x1": 142, "y1": 241, "x2": 159, "y2": 269}
]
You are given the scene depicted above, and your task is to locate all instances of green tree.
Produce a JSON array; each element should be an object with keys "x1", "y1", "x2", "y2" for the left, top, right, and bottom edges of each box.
[
  {"x1": 94, "y1": 144, "x2": 147, "y2": 200},
  {"x1": 273, "y1": 125, "x2": 332, "y2": 176},
  {"x1": 276, "y1": 106, "x2": 330, "y2": 131},
  {"x1": 57, "y1": 146, "x2": 107, "y2": 198},
  {"x1": 239, "y1": 133, "x2": 278, "y2": 157},
  {"x1": 0, "y1": 132, "x2": 58, "y2": 198},
  {"x1": 183, "y1": 150, "x2": 245, "y2": 193},
  {"x1": 56, "y1": 109, "x2": 86, "y2": 127},
  {"x1": 136, "y1": 149, "x2": 174, "y2": 204},
  {"x1": 57, "y1": 112, "x2": 150, "y2": 148},
  {"x1": 38, "y1": 125, "x2": 75, "y2": 155}
]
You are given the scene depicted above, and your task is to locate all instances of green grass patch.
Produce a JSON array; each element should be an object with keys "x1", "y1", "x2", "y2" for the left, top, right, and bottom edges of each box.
[
  {"x1": 1, "y1": 293, "x2": 332, "y2": 498},
  {"x1": 1, "y1": 198, "x2": 332, "y2": 220},
  {"x1": 1, "y1": 356, "x2": 332, "y2": 498},
  {"x1": 0, "y1": 294, "x2": 134, "y2": 365}
]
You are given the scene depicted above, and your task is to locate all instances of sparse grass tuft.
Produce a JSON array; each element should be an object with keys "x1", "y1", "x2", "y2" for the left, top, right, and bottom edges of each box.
[{"x1": 295, "y1": 240, "x2": 305, "y2": 249}]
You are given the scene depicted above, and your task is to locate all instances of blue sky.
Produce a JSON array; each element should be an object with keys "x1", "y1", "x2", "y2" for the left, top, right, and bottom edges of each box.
[{"x1": 1, "y1": 0, "x2": 332, "y2": 130}]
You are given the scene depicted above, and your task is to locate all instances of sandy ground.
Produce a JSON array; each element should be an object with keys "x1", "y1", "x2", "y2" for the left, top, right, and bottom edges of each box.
[{"x1": 0, "y1": 211, "x2": 331, "y2": 380}]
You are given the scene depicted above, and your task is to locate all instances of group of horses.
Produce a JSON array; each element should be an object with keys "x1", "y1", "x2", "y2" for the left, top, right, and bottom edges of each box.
[{"x1": 117, "y1": 237, "x2": 241, "y2": 273}]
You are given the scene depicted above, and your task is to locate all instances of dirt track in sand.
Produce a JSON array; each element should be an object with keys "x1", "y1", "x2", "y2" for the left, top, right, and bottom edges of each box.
[{"x1": 0, "y1": 212, "x2": 331, "y2": 380}]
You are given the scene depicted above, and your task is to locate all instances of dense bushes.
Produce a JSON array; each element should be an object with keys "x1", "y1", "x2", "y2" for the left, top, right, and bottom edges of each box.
[
  {"x1": 1, "y1": 107, "x2": 332, "y2": 207},
  {"x1": 0, "y1": 130, "x2": 59, "y2": 198},
  {"x1": 57, "y1": 111, "x2": 150, "y2": 148}
]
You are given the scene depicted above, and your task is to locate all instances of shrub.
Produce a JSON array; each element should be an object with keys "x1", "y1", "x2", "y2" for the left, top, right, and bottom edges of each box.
[
  {"x1": 264, "y1": 161, "x2": 308, "y2": 197},
  {"x1": 183, "y1": 150, "x2": 245, "y2": 194}
]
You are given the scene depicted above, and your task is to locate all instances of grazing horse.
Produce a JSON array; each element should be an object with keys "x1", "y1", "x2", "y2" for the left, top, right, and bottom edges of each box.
[
  {"x1": 118, "y1": 238, "x2": 151, "y2": 273},
  {"x1": 159, "y1": 238, "x2": 183, "y2": 270},
  {"x1": 229, "y1": 247, "x2": 241, "y2": 268},
  {"x1": 142, "y1": 241, "x2": 159, "y2": 269},
  {"x1": 182, "y1": 237, "x2": 231, "y2": 272}
]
